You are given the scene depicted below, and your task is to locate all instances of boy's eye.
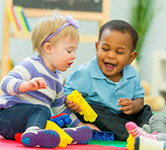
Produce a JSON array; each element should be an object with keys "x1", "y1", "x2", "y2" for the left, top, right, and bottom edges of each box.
[
  {"x1": 116, "y1": 51, "x2": 124, "y2": 54},
  {"x1": 102, "y1": 47, "x2": 109, "y2": 51}
]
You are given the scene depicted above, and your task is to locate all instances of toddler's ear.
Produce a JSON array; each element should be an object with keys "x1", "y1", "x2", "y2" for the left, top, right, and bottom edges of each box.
[
  {"x1": 127, "y1": 51, "x2": 137, "y2": 65},
  {"x1": 43, "y1": 42, "x2": 52, "y2": 54}
]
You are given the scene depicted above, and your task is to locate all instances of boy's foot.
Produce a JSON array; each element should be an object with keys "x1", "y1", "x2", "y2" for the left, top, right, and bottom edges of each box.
[
  {"x1": 134, "y1": 136, "x2": 165, "y2": 150},
  {"x1": 21, "y1": 129, "x2": 60, "y2": 148},
  {"x1": 125, "y1": 121, "x2": 157, "y2": 140},
  {"x1": 63, "y1": 126, "x2": 92, "y2": 144}
]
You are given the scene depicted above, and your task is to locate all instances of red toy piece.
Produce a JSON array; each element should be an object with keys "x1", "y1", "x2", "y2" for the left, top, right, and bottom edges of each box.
[
  {"x1": 51, "y1": 113, "x2": 66, "y2": 119},
  {"x1": 14, "y1": 133, "x2": 22, "y2": 143}
]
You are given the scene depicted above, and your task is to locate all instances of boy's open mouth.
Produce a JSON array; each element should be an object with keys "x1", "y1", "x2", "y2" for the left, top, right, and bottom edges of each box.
[{"x1": 105, "y1": 62, "x2": 116, "y2": 70}]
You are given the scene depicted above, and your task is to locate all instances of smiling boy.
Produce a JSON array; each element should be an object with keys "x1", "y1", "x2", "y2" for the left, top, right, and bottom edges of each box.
[{"x1": 63, "y1": 20, "x2": 153, "y2": 140}]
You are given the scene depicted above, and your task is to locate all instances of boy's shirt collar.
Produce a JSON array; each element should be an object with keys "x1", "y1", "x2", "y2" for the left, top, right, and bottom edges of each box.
[
  {"x1": 90, "y1": 56, "x2": 106, "y2": 79},
  {"x1": 90, "y1": 56, "x2": 136, "y2": 82}
]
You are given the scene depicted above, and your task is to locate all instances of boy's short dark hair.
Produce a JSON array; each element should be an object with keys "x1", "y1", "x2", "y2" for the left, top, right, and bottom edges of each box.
[{"x1": 98, "y1": 20, "x2": 139, "y2": 51}]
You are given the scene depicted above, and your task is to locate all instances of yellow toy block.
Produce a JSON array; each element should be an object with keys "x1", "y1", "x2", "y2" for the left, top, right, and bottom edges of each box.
[
  {"x1": 67, "y1": 90, "x2": 98, "y2": 122},
  {"x1": 126, "y1": 134, "x2": 135, "y2": 150},
  {"x1": 45, "y1": 120, "x2": 73, "y2": 148}
]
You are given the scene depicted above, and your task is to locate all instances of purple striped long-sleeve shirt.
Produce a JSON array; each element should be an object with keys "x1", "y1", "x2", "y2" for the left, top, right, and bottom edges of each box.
[{"x1": 0, "y1": 55, "x2": 80, "y2": 127}]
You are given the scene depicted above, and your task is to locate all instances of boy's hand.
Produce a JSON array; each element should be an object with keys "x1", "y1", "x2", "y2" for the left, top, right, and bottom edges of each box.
[
  {"x1": 77, "y1": 122, "x2": 100, "y2": 131},
  {"x1": 118, "y1": 98, "x2": 134, "y2": 115},
  {"x1": 65, "y1": 99, "x2": 82, "y2": 113},
  {"x1": 18, "y1": 77, "x2": 47, "y2": 93}
]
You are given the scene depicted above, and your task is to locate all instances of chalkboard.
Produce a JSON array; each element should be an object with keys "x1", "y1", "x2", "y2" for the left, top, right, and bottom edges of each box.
[{"x1": 13, "y1": 0, "x2": 103, "y2": 12}]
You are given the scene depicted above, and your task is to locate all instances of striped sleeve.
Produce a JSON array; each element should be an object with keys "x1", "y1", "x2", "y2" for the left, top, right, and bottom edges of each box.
[{"x1": 0, "y1": 59, "x2": 35, "y2": 95}]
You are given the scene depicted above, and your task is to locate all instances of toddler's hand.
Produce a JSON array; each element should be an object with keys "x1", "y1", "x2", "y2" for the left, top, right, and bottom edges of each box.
[
  {"x1": 65, "y1": 99, "x2": 82, "y2": 113},
  {"x1": 18, "y1": 77, "x2": 47, "y2": 93},
  {"x1": 77, "y1": 122, "x2": 100, "y2": 131},
  {"x1": 118, "y1": 98, "x2": 134, "y2": 115}
]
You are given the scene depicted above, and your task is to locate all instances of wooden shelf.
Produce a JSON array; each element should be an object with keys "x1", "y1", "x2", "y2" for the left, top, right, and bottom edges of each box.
[
  {"x1": 10, "y1": 32, "x2": 31, "y2": 39},
  {"x1": 24, "y1": 8, "x2": 104, "y2": 21}
]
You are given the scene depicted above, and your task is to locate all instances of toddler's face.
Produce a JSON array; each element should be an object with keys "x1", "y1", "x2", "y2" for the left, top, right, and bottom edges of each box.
[
  {"x1": 95, "y1": 29, "x2": 137, "y2": 82},
  {"x1": 44, "y1": 35, "x2": 78, "y2": 72}
]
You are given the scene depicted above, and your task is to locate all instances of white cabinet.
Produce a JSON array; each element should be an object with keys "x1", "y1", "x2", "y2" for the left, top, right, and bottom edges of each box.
[{"x1": 151, "y1": 51, "x2": 166, "y2": 96}]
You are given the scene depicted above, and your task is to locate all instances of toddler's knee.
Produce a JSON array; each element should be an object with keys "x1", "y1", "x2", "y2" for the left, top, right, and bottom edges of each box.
[{"x1": 35, "y1": 105, "x2": 51, "y2": 118}]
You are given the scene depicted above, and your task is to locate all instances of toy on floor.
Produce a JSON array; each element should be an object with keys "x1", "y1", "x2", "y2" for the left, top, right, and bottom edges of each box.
[
  {"x1": 14, "y1": 120, "x2": 73, "y2": 148},
  {"x1": 45, "y1": 120, "x2": 73, "y2": 147},
  {"x1": 14, "y1": 133, "x2": 22, "y2": 143},
  {"x1": 126, "y1": 134, "x2": 135, "y2": 150},
  {"x1": 67, "y1": 90, "x2": 98, "y2": 122},
  {"x1": 134, "y1": 136, "x2": 166, "y2": 150},
  {"x1": 14, "y1": 113, "x2": 73, "y2": 148},
  {"x1": 50, "y1": 113, "x2": 71, "y2": 127},
  {"x1": 92, "y1": 130, "x2": 114, "y2": 141},
  {"x1": 15, "y1": 120, "x2": 73, "y2": 148}
]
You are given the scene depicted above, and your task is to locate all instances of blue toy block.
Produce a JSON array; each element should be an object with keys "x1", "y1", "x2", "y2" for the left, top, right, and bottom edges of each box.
[
  {"x1": 50, "y1": 113, "x2": 72, "y2": 128},
  {"x1": 92, "y1": 130, "x2": 114, "y2": 141}
]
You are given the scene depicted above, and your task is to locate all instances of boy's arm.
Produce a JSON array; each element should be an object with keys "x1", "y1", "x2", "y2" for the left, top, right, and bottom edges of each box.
[
  {"x1": 132, "y1": 97, "x2": 144, "y2": 113},
  {"x1": 63, "y1": 70, "x2": 86, "y2": 113},
  {"x1": 118, "y1": 66, "x2": 144, "y2": 114},
  {"x1": 63, "y1": 68, "x2": 89, "y2": 95}
]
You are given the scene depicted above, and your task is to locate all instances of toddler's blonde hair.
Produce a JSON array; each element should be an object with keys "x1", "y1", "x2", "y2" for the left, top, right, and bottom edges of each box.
[{"x1": 31, "y1": 11, "x2": 79, "y2": 54}]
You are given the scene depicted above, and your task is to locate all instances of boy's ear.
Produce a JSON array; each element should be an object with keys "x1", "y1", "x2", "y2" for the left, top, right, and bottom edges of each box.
[
  {"x1": 43, "y1": 42, "x2": 52, "y2": 54},
  {"x1": 127, "y1": 51, "x2": 137, "y2": 65},
  {"x1": 95, "y1": 41, "x2": 99, "y2": 54}
]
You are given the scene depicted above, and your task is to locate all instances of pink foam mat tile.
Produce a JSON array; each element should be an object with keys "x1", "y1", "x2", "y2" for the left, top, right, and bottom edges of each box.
[{"x1": 0, "y1": 136, "x2": 127, "y2": 150}]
